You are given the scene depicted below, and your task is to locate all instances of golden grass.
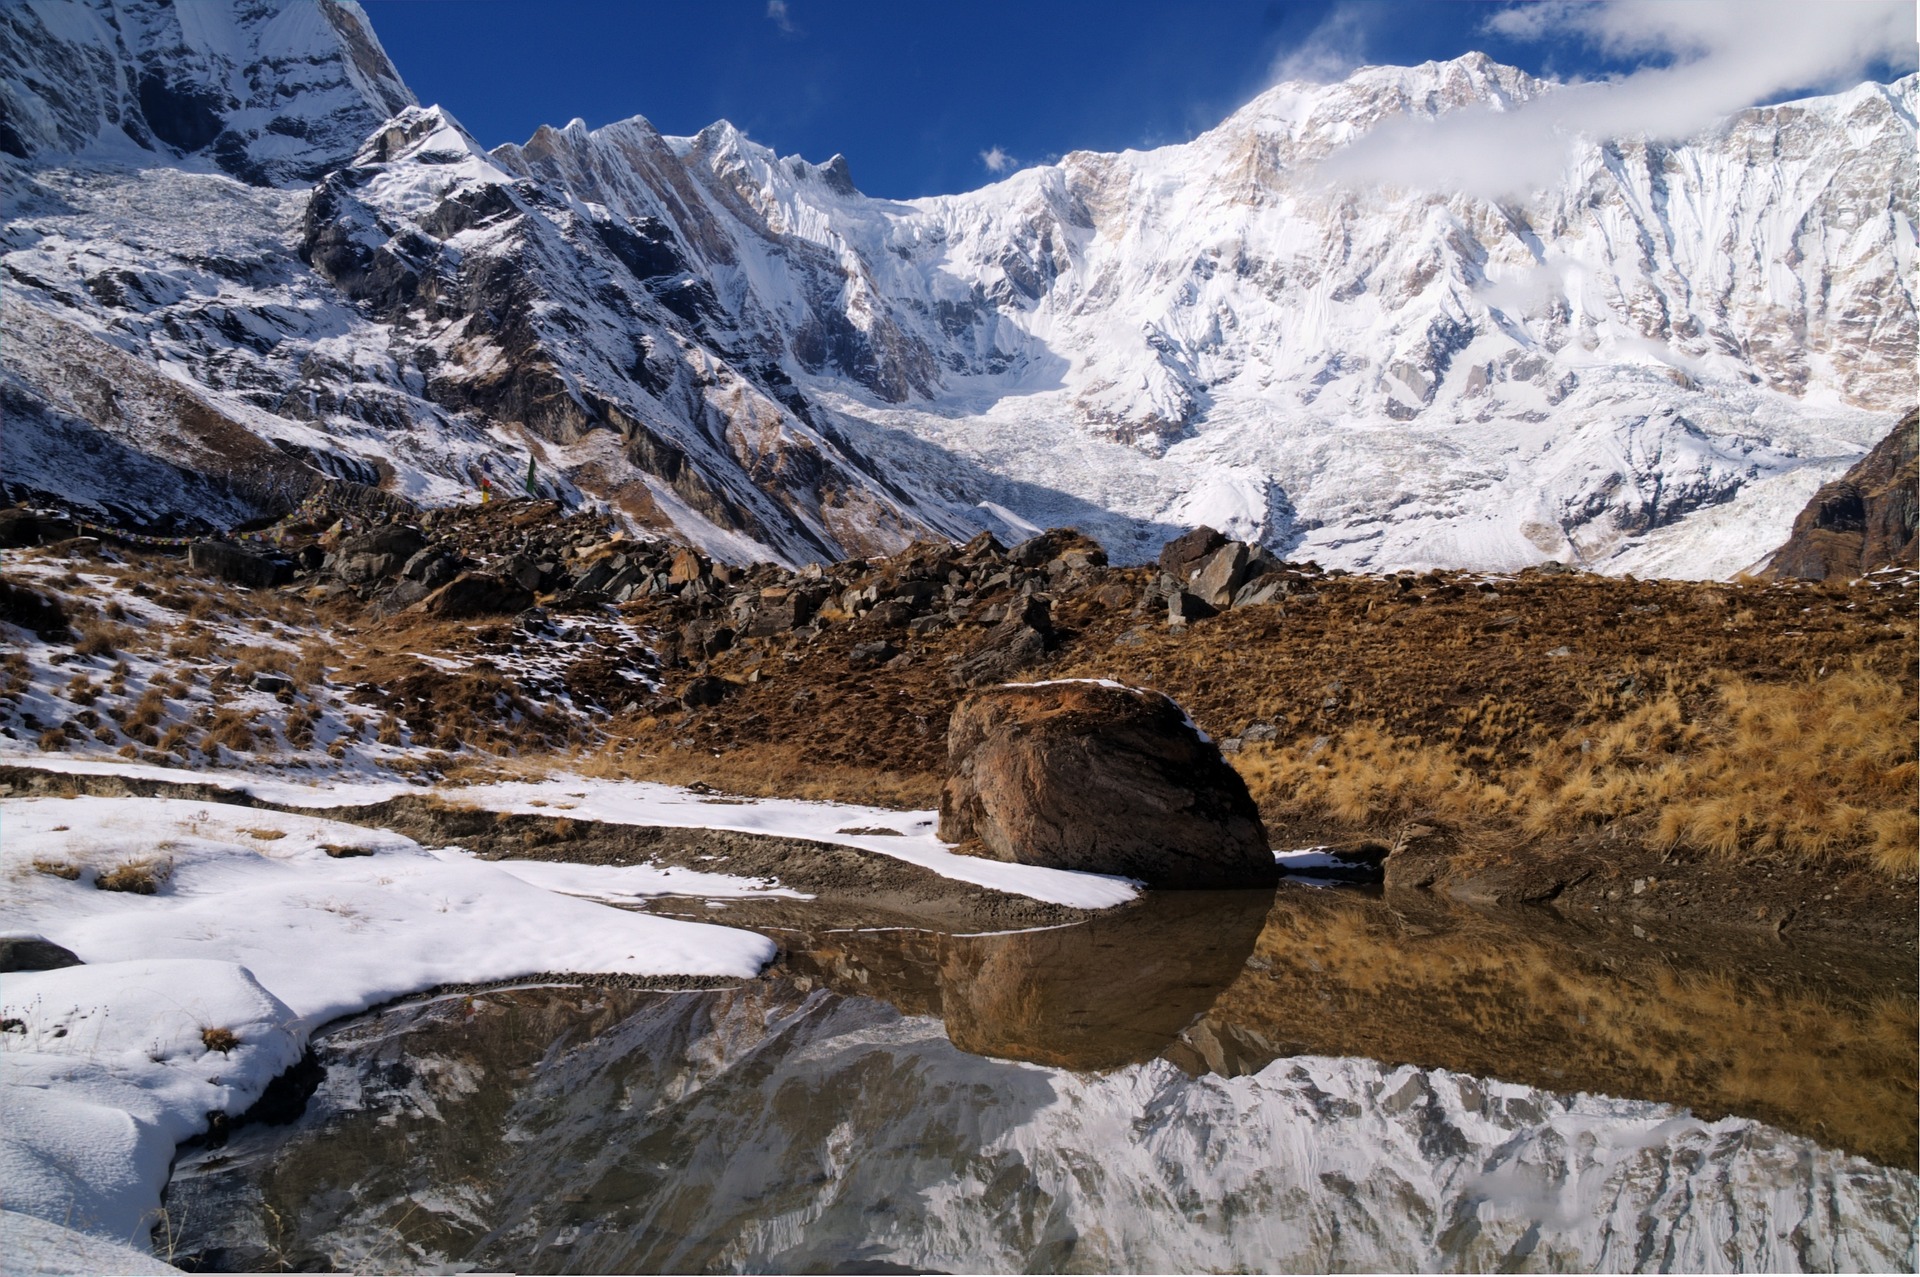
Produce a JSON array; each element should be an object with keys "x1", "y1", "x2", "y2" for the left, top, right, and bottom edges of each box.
[
  {"x1": 96, "y1": 857, "x2": 172, "y2": 894},
  {"x1": 452, "y1": 737, "x2": 945, "y2": 810},
  {"x1": 1235, "y1": 665, "x2": 1918, "y2": 877}
]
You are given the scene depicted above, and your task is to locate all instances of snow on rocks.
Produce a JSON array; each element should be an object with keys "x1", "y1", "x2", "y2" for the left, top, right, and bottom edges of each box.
[
  {"x1": 0, "y1": 793, "x2": 776, "y2": 1255},
  {"x1": 0, "y1": 960, "x2": 302, "y2": 1249}
]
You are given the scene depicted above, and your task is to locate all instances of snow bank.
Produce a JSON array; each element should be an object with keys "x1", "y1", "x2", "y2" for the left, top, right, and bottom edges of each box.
[
  {"x1": 0, "y1": 794, "x2": 776, "y2": 1256},
  {"x1": 5, "y1": 757, "x2": 1144, "y2": 909},
  {"x1": 410, "y1": 778, "x2": 1141, "y2": 910}
]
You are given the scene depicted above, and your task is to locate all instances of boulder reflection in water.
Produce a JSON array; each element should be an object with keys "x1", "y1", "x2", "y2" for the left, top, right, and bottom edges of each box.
[{"x1": 935, "y1": 889, "x2": 1272, "y2": 1070}]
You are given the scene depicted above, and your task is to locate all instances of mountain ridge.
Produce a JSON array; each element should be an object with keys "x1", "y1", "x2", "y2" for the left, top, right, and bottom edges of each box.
[{"x1": 1, "y1": 1, "x2": 1911, "y2": 575}]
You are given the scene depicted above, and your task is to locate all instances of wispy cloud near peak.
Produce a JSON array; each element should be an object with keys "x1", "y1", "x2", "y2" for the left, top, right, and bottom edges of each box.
[{"x1": 1314, "y1": 0, "x2": 1915, "y2": 199}]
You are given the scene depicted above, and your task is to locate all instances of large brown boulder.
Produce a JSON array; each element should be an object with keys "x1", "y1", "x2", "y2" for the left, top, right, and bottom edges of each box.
[
  {"x1": 938, "y1": 681, "x2": 1277, "y2": 889},
  {"x1": 1765, "y1": 410, "x2": 1918, "y2": 581}
]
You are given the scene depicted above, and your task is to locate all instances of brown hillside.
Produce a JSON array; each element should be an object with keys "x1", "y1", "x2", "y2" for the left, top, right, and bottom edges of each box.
[{"x1": 1766, "y1": 409, "x2": 1918, "y2": 581}]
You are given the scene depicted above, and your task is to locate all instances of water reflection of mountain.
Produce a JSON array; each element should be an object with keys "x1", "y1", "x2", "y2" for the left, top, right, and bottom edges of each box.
[{"x1": 163, "y1": 890, "x2": 1918, "y2": 1274}]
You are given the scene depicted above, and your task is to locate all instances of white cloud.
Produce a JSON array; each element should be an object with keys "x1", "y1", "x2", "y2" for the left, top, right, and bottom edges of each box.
[
  {"x1": 766, "y1": 0, "x2": 796, "y2": 35},
  {"x1": 1269, "y1": 3, "x2": 1372, "y2": 85},
  {"x1": 980, "y1": 145, "x2": 1014, "y2": 173},
  {"x1": 1315, "y1": 0, "x2": 1916, "y2": 198}
]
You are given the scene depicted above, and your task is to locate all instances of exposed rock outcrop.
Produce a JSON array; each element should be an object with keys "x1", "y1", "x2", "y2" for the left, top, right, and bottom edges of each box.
[
  {"x1": 0, "y1": 935, "x2": 83, "y2": 973},
  {"x1": 1765, "y1": 411, "x2": 1919, "y2": 581},
  {"x1": 937, "y1": 681, "x2": 1278, "y2": 889}
]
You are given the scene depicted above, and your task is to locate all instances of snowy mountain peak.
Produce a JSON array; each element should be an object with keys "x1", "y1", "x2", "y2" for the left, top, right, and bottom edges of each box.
[
  {"x1": 0, "y1": 0, "x2": 414, "y2": 185},
  {"x1": 0, "y1": 13, "x2": 1912, "y2": 576}
]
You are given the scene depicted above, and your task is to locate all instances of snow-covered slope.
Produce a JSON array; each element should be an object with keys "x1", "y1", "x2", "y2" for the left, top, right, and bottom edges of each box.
[{"x1": 1, "y1": 2, "x2": 1912, "y2": 573}]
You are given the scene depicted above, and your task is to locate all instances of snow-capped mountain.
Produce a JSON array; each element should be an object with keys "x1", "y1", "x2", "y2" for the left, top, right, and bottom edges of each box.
[{"x1": 2, "y1": 1, "x2": 1913, "y2": 574}]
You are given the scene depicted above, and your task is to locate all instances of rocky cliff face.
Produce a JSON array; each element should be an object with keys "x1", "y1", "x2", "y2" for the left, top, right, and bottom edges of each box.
[
  {"x1": 1, "y1": 1, "x2": 1913, "y2": 574},
  {"x1": 0, "y1": 0, "x2": 412, "y2": 184},
  {"x1": 1766, "y1": 410, "x2": 1919, "y2": 580}
]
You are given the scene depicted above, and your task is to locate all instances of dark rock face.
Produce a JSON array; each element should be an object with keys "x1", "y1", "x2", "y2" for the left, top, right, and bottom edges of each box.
[
  {"x1": 0, "y1": 0, "x2": 415, "y2": 186},
  {"x1": 1158, "y1": 525, "x2": 1227, "y2": 581},
  {"x1": 1766, "y1": 411, "x2": 1919, "y2": 581},
  {"x1": 329, "y1": 525, "x2": 427, "y2": 584},
  {"x1": 412, "y1": 571, "x2": 534, "y2": 618},
  {"x1": 0, "y1": 510, "x2": 75, "y2": 548},
  {"x1": 0, "y1": 936, "x2": 82, "y2": 973},
  {"x1": 938, "y1": 681, "x2": 1277, "y2": 889},
  {"x1": 188, "y1": 541, "x2": 285, "y2": 589}
]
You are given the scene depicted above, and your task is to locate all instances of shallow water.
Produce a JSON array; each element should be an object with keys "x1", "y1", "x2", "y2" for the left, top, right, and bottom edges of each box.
[{"x1": 164, "y1": 887, "x2": 1918, "y2": 1273}]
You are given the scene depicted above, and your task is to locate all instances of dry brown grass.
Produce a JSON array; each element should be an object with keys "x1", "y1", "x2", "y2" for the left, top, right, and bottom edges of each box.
[
  {"x1": 96, "y1": 857, "x2": 172, "y2": 894},
  {"x1": 167, "y1": 628, "x2": 222, "y2": 662},
  {"x1": 206, "y1": 707, "x2": 258, "y2": 755},
  {"x1": 31, "y1": 858, "x2": 81, "y2": 880},
  {"x1": 285, "y1": 703, "x2": 318, "y2": 748},
  {"x1": 157, "y1": 721, "x2": 194, "y2": 756},
  {"x1": 232, "y1": 645, "x2": 293, "y2": 683},
  {"x1": 73, "y1": 618, "x2": 134, "y2": 659},
  {"x1": 1234, "y1": 665, "x2": 1918, "y2": 876},
  {"x1": 568, "y1": 737, "x2": 943, "y2": 810},
  {"x1": 123, "y1": 687, "x2": 169, "y2": 732}
]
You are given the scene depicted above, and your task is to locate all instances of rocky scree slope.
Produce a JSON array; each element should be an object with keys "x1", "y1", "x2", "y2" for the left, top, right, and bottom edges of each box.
[{"x1": 0, "y1": 1, "x2": 1914, "y2": 574}]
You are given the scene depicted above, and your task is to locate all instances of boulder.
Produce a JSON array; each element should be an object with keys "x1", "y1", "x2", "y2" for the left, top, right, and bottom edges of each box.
[
  {"x1": 188, "y1": 540, "x2": 285, "y2": 589},
  {"x1": 668, "y1": 547, "x2": 707, "y2": 585},
  {"x1": 746, "y1": 585, "x2": 820, "y2": 636},
  {"x1": 329, "y1": 525, "x2": 426, "y2": 584},
  {"x1": 411, "y1": 571, "x2": 535, "y2": 618},
  {"x1": 1167, "y1": 591, "x2": 1216, "y2": 626},
  {"x1": 849, "y1": 639, "x2": 899, "y2": 667},
  {"x1": 951, "y1": 603, "x2": 1052, "y2": 688},
  {"x1": 1192, "y1": 541, "x2": 1250, "y2": 607},
  {"x1": 938, "y1": 681, "x2": 1277, "y2": 888},
  {"x1": 0, "y1": 935, "x2": 82, "y2": 973},
  {"x1": 682, "y1": 674, "x2": 729, "y2": 707},
  {"x1": 1158, "y1": 525, "x2": 1227, "y2": 581},
  {"x1": 1008, "y1": 527, "x2": 1107, "y2": 570}
]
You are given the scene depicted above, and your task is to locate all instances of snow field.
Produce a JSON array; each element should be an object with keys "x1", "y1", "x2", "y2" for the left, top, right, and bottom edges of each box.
[{"x1": 0, "y1": 793, "x2": 778, "y2": 1254}]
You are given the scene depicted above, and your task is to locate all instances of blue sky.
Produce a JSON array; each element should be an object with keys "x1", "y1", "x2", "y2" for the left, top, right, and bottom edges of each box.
[{"x1": 362, "y1": 1, "x2": 1917, "y2": 200}]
